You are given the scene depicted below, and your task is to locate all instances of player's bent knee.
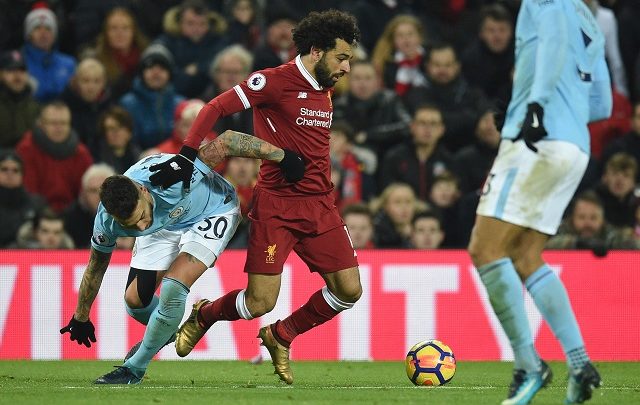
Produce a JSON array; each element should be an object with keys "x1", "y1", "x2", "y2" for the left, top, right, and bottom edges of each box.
[
  {"x1": 332, "y1": 282, "x2": 362, "y2": 304},
  {"x1": 124, "y1": 288, "x2": 143, "y2": 309}
]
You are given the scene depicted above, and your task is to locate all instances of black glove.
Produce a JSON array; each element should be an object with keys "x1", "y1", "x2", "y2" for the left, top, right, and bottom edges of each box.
[
  {"x1": 149, "y1": 145, "x2": 198, "y2": 191},
  {"x1": 516, "y1": 102, "x2": 548, "y2": 153},
  {"x1": 60, "y1": 316, "x2": 96, "y2": 348},
  {"x1": 279, "y1": 149, "x2": 305, "y2": 183},
  {"x1": 576, "y1": 237, "x2": 609, "y2": 258}
]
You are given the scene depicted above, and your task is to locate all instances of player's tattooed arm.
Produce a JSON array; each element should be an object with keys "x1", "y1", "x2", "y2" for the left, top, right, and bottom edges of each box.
[
  {"x1": 198, "y1": 130, "x2": 284, "y2": 168},
  {"x1": 74, "y1": 248, "x2": 112, "y2": 321}
]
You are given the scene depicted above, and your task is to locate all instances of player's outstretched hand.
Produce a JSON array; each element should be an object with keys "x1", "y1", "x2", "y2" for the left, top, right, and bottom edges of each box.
[
  {"x1": 60, "y1": 316, "x2": 96, "y2": 348},
  {"x1": 279, "y1": 149, "x2": 305, "y2": 183},
  {"x1": 149, "y1": 145, "x2": 198, "y2": 191},
  {"x1": 516, "y1": 102, "x2": 548, "y2": 153}
]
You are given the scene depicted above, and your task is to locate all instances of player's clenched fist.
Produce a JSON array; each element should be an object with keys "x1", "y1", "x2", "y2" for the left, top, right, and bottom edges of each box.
[
  {"x1": 60, "y1": 316, "x2": 97, "y2": 348},
  {"x1": 279, "y1": 149, "x2": 305, "y2": 183},
  {"x1": 517, "y1": 102, "x2": 548, "y2": 152}
]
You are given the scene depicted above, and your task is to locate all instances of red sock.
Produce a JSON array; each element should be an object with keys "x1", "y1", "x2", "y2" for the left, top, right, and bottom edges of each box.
[
  {"x1": 274, "y1": 289, "x2": 339, "y2": 347},
  {"x1": 197, "y1": 289, "x2": 242, "y2": 328}
]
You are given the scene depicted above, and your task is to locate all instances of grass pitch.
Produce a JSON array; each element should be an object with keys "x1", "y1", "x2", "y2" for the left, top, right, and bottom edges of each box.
[{"x1": 0, "y1": 361, "x2": 638, "y2": 404}]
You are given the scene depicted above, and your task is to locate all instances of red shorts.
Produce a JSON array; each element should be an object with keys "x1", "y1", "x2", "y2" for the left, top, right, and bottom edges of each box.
[{"x1": 244, "y1": 187, "x2": 359, "y2": 274}]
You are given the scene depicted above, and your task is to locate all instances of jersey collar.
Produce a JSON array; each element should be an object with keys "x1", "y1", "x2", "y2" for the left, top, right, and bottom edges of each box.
[{"x1": 295, "y1": 54, "x2": 322, "y2": 91}]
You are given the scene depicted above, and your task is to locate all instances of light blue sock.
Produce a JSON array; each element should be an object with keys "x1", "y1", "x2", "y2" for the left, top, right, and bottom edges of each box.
[
  {"x1": 125, "y1": 295, "x2": 159, "y2": 325},
  {"x1": 124, "y1": 278, "x2": 189, "y2": 377},
  {"x1": 525, "y1": 264, "x2": 589, "y2": 370},
  {"x1": 479, "y1": 258, "x2": 540, "y2": 372}
]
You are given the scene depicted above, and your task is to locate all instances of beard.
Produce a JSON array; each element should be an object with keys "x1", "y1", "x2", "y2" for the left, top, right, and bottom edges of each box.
[{"x1": 314, "y1": 54, "x2": 337, "y2": 88}]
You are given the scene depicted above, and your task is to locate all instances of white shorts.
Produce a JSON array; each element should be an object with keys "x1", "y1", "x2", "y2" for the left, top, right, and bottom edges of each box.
[
  {"x1": 130, "y1": 206, "x2": 241, "y2": 271},
  {"x1": 476, "y1": 139, "x2": 588, "y2": 235}
]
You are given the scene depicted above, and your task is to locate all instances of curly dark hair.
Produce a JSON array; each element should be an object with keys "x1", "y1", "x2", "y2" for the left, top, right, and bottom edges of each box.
[
  {"x1": 99, "y1": 175, "x2": 140, "y2": 219},
  {"x1": 292, "y1": 9, "x2": 360, "y2": 55}
]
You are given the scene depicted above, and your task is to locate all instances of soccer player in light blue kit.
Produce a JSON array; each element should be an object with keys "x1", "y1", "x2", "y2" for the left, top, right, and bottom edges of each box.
[
  {"x1": 59, "y1": 130, "x2": 304, "y2": 384},
  {"x1": 468, "y1": 1, "x2": 612, "y2": 404}
]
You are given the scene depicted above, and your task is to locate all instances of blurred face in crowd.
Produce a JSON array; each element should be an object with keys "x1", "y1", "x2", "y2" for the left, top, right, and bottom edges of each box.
[
  {"x1": 225, "y1": 157, "x2": 259, "y2": 187},
  {"x1": 411, "y1": 216, "x2": 444, "y2": 249},
  {"x1": 393, "y1": 22, "x2": 422, "y2": 58},
  {"x1": 82, "y1": 174, "x2": 110, "y2": 213},
  {"x1": 384, "y1": 185, "x2": 416, "y2": 227},
  {"x1": 39, "y1": 105, "x2": 71, "y2": 143},
  {"x1": 35, "y1": 218, "x2": 65, "y2": 249},
  {"x1": 632, "y1": 104, "x2": 640, "y2": 135},
  {"x1": 180, "y1": 8, "x2": 210, "y2": 42},
  {"x1": 143, "y1": 65, "x2": 170, "y2": 90},
  {"x1": 411, "y1": 108, "x2": 445, "y2": 147},
  {"x1": 480, "y1": 17, "x2": 512, "y2": 53},
  {"x1": 426, "y1": 47, "x2": 460, "y2": 85},
  {"x1": 232, "y1": 0, "x2": 254, "y2": 24},
  {"x1": 106, "y1": 10, "x2": 135, "y2": 51},
  {"x1": 349, "y1": 63, "x2": 379, "y2": 101},
  {"x1": 267, "y1": 19, "x2": 295, "y2": 50},
  {"x1": 214, "y1": 54, "x2": 248, "y2": 93},
  {"x1": 430, "y1": 179, "x2": 460, "y2": 208},
  {"x1": 572, "y1": 200, "x2": 604, "y2": 238},
  {"x1": 76, "y1": 60, "x2": 106, "y2": 102},
  {"x1": 344, "y1": 212, "x2": 374, "y2": 250},
  {"x1": 314, "y1": 39, "x2": 352, "y2": 88},
  {"x1": 475, "y1": 111, "x2": 501, "y2": 148},
  {"x1": 103, "y1": 116, "x2": 132, "y2": 151},
  {"x1": 0, "y1": 158, "x2": 22, "y2": 189},
  {"x1": 603, "y1": 168, "x2": 636, "y2": 199},
  {"x1": 0, "y1": 68, "x2": 29, "y2": 93},
  {"x1": 29, "y1": 25, "x2": 55, "y2": 51}
]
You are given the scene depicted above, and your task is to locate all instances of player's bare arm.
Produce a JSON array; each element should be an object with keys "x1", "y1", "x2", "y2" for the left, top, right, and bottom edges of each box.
[
  {"x1": 74, "y1": 248, "x2": 112, "y2": 321},
  {"x1": 198, "y1": 130, "x2": 304, "y2": 182},
  {"x1": 198, "y1": 130, "x2": 284, "y2": 168}
]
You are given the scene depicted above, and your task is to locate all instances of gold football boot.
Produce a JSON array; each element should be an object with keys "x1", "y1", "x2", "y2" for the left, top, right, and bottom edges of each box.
[
  {"x1": 175, "y1": 299, "x2": 210, "y2": 357},
  {"x1": 258, "y1": 325, "x2": 293, "y2": 384}
]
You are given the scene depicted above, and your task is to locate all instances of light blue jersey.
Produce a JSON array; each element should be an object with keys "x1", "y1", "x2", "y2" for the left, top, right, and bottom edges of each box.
[
  {"x1": 502, "y1": 0, "x2": 612, "y2": 153},
  {"x1": 91, "y1": 154, "x2": 238, "y2": 253}
]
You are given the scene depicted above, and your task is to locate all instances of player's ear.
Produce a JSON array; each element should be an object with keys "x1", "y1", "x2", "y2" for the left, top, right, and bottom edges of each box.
[{"x1": 310, "y1": 46, "x2": 324, "y2": 63}]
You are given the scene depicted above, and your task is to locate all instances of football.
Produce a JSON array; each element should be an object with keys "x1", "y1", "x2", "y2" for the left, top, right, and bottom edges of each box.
[{"x1": 405, "y1": 339, "x2": 456, "y2": 386}]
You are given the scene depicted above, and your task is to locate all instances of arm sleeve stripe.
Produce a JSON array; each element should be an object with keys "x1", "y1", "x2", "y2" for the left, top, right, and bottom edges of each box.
[{"x1": 234, "y1": 85, "x2": 251, "y2": 109}]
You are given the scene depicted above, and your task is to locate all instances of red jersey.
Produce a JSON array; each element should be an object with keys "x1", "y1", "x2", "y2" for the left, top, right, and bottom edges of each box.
[{"x1": 188, "y1": 55, "x2": 335, "y2": 197}]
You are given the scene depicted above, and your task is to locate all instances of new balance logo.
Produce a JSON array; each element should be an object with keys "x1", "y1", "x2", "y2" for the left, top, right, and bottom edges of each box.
[{"x1": 297, "y1": 92, "x2": 307, "y2": 99}]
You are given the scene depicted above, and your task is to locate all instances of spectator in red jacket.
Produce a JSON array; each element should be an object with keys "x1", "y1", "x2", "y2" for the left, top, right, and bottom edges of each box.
[{"x1": 16, "y1": 101, "x2": 93, "y2": 212}]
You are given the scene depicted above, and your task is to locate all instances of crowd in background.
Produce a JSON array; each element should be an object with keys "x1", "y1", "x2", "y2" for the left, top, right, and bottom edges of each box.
[{"x1": 1, "y1": 0, "x2": 639, "y2": 253}]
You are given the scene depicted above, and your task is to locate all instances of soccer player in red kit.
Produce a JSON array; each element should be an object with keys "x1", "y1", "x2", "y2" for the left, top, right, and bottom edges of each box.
[{"x1": 148, "y1": 10, "x2": 362, "y2": 385}]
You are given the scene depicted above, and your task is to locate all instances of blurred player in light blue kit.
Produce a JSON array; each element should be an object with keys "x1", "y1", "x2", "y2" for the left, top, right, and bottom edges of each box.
[
  {"x1": 59, "y1": 130, "x2": 304, "y2": 384},
  {"x1": 467, "y1": 1, "x2": 612, "y2": 404}
]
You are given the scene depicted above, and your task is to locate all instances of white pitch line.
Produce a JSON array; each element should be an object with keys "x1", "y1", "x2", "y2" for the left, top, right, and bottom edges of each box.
[{"x1": 57, "y1": 385, "x2": 638, "y2": 391}]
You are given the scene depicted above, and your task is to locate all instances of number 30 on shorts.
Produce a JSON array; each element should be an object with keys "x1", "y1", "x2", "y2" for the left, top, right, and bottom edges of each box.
[{"x1": 196, "y1": 215, "x2": 229, "y2": 240}]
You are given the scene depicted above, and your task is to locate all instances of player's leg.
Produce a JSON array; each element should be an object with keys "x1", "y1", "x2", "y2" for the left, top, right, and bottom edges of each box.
[
  {"x1": 469, "y1": 215, "x2": 542, "y2": 373},
  {"x1": 512, "y1": 229, "x2": 601, "y2": 403},
  {"x1": 175, "y1": 273, "x2": 282, "y2": 356},
  {"x1": 262, "y1": 224, "x2": 360, "y2": 384},
  {"x1": 123, "y1": 269, "x2": 166, "y2": 361},
  {"x1": 124, "y1": 268, "x2": 165, "y2": 325}
]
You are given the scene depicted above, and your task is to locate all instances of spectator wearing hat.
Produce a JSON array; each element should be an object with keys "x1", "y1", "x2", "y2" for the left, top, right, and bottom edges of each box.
[
  {"x1": 156, "y1": 0, "x2": 229, "y2": 98},
  {"x1": 0, "y1": 50, "x2": 40, "y2": 148},
  {"x1": 0, "y1": 150, "x2": 47, "y2": 248},
  {"x1": 22, "y1": 6, "x2": 76, "y2": 102},
  {"x1": 16, "y1": 101, "x2": 93, "y2": 213},
  {"x1": 119, "y1": 44, "x2": 184, "y2": 150}
]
